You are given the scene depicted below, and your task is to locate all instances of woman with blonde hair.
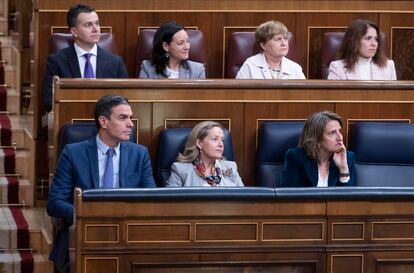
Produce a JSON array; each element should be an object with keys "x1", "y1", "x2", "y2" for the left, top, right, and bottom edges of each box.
[
  {"x1": 236, "y1": 20, "x2": 305, "y2": 79},
  {"x1": 166, "y1": 121, "x2": 244, "y2": 187},
  {"x1": 280, "y1": 111, "x2": 355, "y2": 187}
]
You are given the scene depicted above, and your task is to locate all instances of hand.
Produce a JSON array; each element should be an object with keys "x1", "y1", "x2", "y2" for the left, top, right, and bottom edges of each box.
[{"x1": 332, "y1": 141, "x2": 349, "y2": 173}]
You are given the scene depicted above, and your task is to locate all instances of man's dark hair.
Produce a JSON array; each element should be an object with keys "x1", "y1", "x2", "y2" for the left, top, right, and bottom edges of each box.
[
  {"x1": 67, "y1": 4, "x2": 95, "y2": 28},
  {"x1": 94, "y1": 95, "x2": 129, "y2": 129}
]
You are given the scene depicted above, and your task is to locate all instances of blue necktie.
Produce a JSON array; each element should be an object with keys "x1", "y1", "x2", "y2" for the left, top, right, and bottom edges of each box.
[
  {"x1": 83, "y1": 53, "x2": 95, "y2": 78},
  {"x1": 102, "y1": 148, "x2": 115, "y2": 188}
]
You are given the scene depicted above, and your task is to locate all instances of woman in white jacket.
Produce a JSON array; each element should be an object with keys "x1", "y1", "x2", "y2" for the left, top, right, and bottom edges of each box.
[{"x1": 236, "y1": 20, "x2": 305, "y2": 80}]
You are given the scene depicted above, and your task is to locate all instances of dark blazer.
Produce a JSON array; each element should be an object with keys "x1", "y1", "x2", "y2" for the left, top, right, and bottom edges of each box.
[
  {"x1": 280, "y1": 147, "x2": 355, "y2": 187},
  {"x1": 43, "y1": 44, "x2": 128, "y2": 112},
  {"x1": 47, "y1": 136, "x2": 156, "y2": 267}
]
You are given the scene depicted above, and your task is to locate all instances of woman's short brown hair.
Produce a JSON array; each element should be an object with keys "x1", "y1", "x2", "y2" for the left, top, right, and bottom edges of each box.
[
  {"x1": 299, "y1": 111, "x2": 343, "y2": 161},
  {"x1": 255, "y1": 20, "x2": 288, "y2": 51},
  {"x1": 338, "y1": 19, "x2": 387, "y2": 71}
]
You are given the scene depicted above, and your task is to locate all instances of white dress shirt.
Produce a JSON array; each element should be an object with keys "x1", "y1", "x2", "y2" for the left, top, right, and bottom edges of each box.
[
  {"x1": 96, "y1": 135, "x2": 120, "y2": 188},
  {"x1": 74, "y1": 43, "x2": 98, "y2": 78}
]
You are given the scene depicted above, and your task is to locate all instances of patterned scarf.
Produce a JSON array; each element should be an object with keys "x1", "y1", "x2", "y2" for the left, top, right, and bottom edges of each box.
[{"x1": 193, "y1": 158, "x2": 222, "y2": 186}]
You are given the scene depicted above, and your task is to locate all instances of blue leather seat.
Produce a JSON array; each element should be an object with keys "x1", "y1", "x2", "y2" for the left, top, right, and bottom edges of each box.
[
  {"x1": 351, "y1": 122, "x2": 414, "y2": 186},
  {"x1": 256, "y1": 121, "x2": 304, "y2": 187},
  {"x1": 58, "y1": 122, "x2": 137, "y2": 156},
  {"x1": 156, "y1": 127, "x2": 234, "y2": 187}
]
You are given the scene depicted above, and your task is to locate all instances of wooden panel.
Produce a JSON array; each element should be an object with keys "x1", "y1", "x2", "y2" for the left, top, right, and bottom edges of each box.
[
  {"x1": 331, "y1": 222, "x2": 364, "y2": 241},
  {"x1": 133, "y1": 263, "x2": 316, "y2": 273},
  {"x1": 381, "y1": 13, "x2": 414, "y2": 80},
  {"x1": 85, "y1": 224, "x2": 119, "y2": 243},
  {"x1": 330, "y1": 255, "x2": 363, "y2": 273},
  {"x1": 84, "y1": 257, "x2": 119, "y2": 273},
  {"x1": 36, "y1": 0, "x2": 414, "y2": 11},
  {"x1": 391, "y1": 28, "x2": 414, "y2": 80},
  {"x1": 377, "y1": 260, "x2": 414, "y2": 273},
  {"x1": 195, "y1": 223, "x2": 257, "y2": 242},
  {"x1": 127, "y1": 223, "x2": 190, "y2": 242},
  {"x1": 263, "y1": 222, "x2": 324, "y2": 241},
  {"x1": 372, "y1": 222, "x2": 414, "y2": 240}
]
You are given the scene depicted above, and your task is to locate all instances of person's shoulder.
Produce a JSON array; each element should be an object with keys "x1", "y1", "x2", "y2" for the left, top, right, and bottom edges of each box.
[
  {"x1": 141, "y1": 59, "x2": 155, "y2": 70},
  {"x1": 329, "y1": 59, "x2": 346, "y2": 68},
  {"x1": 244, "y1": 53, "x2": 263, "y2": 65},
  {"x1": 385, "y1": 59, "x2": 395, "y2": 68},
  {"x1": 171, "y1": 162, "x2": 193, "y2": 171},
  {"x1": 219, "y1": 160, "x2": 237, "y2": 168},
  {"x1": 48, "y1": 46, "x2": 74, "y2": 61},
  {"x1": 121, "y1": 141, "x2": 148, "y2": 151},
  {"x1": 346, "y1": 150, "x2": 355, "y2": 160},
  {"x1": 285, "y1": 147, "x2": 307, "y2": 160},
  {"x1": 63, "y1": 138, "x2": 91, "y2": 154},
  {"x1": 283, "y1": 57, "x2": 302, "y2": 68},
  {"x1": 187, "y1": 60, "x2": 204, "y2": 68}
]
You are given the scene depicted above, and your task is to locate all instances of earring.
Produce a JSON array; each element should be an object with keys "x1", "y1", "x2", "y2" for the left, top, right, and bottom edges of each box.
[{"x1": 165, "y1": 52, "x2": 169, "y2": 58}]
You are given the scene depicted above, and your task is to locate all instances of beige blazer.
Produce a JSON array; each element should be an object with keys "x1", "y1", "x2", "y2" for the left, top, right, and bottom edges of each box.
[
  {"x1": 327, "y1": 59, "x2": 397, "y2": 80},
  {"x1": 166, "y1": 160, "x2": 244, "y2": 187},
  {"x1": 236, "y1": 53, "x2": 306, "y2": 79}
]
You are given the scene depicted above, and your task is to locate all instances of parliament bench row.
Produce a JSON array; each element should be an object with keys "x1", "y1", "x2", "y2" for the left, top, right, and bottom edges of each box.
[
  {"x1": 58, "y1": 121, "x2": 414, "y2": 188},
  {"x1": 49, "y1": 30, "x2": 373, "y2": 79}
]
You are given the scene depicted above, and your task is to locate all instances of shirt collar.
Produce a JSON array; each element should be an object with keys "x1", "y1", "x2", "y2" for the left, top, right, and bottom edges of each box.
[
  {"x1": 74, "y1": 43, "x2": 98, "y2": 58},
  {"x1": 257, "y1": 53, "x2": 294, "y2": 76},
  {"x1": 96, "y1": 134, "x2": 120, "y2": 156}
]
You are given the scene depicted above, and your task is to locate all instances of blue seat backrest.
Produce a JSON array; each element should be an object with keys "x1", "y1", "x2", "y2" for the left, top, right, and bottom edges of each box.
[
  {"x1": 58, "y1": 122, "x2": 137, "y2": 157},
  {"x1": 351, "y1": 122, "x2": 414, "y2": 186},
  {"x1": 256, "y1": 121, "x2": 304, "y2": 187},
  {"x1": 156, "y1": 127, "x2": 234, "y2": 187}
]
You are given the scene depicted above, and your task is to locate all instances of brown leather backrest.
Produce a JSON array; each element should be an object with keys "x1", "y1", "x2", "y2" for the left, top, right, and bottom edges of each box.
[
  {"x1": 226, "y1": 32, "x2": 296, "y2": 78},
  {"x1": 135, "y1": 29, "x2": 208, "y2": 77},
  {"x1": 48, "y1": 33, "x2": 119, "y2": 55},
  {"x1": 320, "y1": 31, "x2": 388, "y2": 79}
]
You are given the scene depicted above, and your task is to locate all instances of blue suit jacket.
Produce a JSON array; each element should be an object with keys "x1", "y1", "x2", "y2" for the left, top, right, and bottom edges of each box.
[
  {"x1": 47, "y1": 137, "x2": 156, "y2": 267},
  {"x1": 280, "y1": 147, "x2": 355, "y2": 187},
  {"x1": 43, "y1": 44, "x2": 128, "y2": 112}
]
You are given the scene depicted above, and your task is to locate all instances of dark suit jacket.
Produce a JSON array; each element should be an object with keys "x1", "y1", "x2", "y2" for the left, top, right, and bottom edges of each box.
[
  {"x1": 47, "y1": 136, "x2": 156, "y2": 267},
  {"x1": 43, "y1": 44, "x2": 128, "y2": 112},
  {"x1": 280, "y1": 147, "x2": 355, "y2": 187}
]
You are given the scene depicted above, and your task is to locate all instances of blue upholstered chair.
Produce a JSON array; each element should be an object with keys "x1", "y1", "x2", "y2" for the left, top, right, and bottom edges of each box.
[
  {"x1": 156, "y1": 127, "x2": 234, "y2": 187},
  {"x1": 350, "y1": 122, "x2": 414, "y2": 186},
  {"x1": 256, "y1": 121, "x2": 304, "y2": 187},
  {"x1": 58, "y1": 122, "x2": 137, "y2": 157}
]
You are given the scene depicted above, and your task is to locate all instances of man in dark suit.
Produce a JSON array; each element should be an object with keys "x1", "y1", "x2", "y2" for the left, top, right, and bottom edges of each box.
[
  {"x1": 43, "y1": 4, "x2": 128, "y2": 112},
  {"x1": 47, "y1": 95, "x2": 156, "y2": 272}
]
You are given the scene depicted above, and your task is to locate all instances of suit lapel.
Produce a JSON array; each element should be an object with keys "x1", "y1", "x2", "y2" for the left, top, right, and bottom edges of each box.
[
  {"x1": 88, "y1": 138, "x2": 100, "y2": 188},
  {"x1": 179, "y1": 65, "x2": 190, "y2": 79},
  {"x1": 119, "y1": 142, "x2": 128, "y2": 187},
  {"x1": 328, "y1": 160, "x2": 339, "y2": 186},
  {"x1": 66, "y1": 45, "x2": 82, "y2": 77},
  {"x1": 302, "y1": 154, "x2": 319, "y2": 187},
  {"x1": 96, "y1": 46, "x2": 107, "y2": 78}
]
